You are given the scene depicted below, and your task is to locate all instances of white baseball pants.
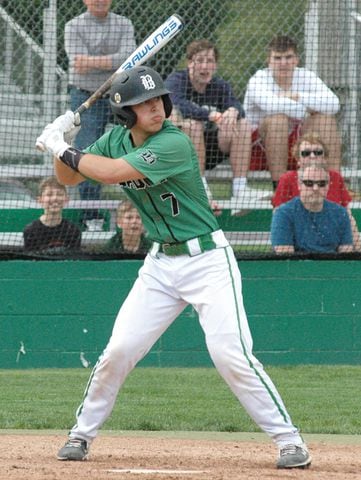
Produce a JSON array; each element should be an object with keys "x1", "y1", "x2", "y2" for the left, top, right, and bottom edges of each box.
[{"x1": 70, "y1": 238, "x2": 303, "y2": 447}]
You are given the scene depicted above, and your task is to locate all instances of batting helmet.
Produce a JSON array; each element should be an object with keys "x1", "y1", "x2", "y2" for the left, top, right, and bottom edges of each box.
[{"x1": 109, "y1": 66, "x2": 172, "y2": 128}]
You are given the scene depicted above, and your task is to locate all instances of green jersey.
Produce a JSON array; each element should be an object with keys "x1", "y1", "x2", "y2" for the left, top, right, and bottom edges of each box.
[{"x1": 85, "y1": 120, "x2": 219, "y2": 243}]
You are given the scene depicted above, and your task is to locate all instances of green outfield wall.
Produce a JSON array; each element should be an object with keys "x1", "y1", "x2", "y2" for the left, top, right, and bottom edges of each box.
[{"x1": 0, "y1": 260, "x2": 360, "y2": 369}]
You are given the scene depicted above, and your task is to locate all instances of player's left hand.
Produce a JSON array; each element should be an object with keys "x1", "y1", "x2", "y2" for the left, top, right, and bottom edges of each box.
[{"x1": 36, "y1": 111, "x2": 75, "y2": 156}]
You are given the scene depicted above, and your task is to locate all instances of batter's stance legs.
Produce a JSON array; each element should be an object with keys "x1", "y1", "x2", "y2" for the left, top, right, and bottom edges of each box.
[{"x1": 58, "y1": 249, "x2": 311, "y2": 468}]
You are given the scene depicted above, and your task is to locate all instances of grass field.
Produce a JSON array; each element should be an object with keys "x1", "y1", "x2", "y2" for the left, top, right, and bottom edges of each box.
[{"x1": 1, "y1": 365, "x2": 360, "y2": 435}]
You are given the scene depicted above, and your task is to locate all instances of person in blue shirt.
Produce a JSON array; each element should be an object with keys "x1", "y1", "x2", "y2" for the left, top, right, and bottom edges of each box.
[
  {"x1": 271, "y1": 164, "x2": 354, "y2": 254},
  {"x1": 165, "y1": 39, "x2": 258, "y2": 201}
]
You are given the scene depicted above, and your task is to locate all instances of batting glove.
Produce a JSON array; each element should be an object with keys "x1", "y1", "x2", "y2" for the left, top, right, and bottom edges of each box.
[
  {"x1": 64, "y1": 112, "x2": 81, "y2": 145},
  {"x1": 36, "y1": 111, "x2": 76, "y2": 156}
]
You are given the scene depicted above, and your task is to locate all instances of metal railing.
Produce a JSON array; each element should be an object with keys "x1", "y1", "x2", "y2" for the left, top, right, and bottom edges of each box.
[{"x1": 0, "y1": 1, "x2": 67, "y2": 163}]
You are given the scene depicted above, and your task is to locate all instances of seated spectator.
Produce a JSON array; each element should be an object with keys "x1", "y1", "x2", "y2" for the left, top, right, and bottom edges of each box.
[
  {"x1": 165, "y1": 39, "x2": 256, "y2": 200},
  {"x1": 23, "y1": 177, "x2": 81, "y2": 252},
  {"x1": 103, "y1": 201, "x2": 151, "y2": 253},
  {"x1": 273, "y1": 132, "x2": 361, "y2": 250},
  {"x1": 271, "y1": 164, "x2": 353, "y2": 254},
  {"x1": 243, "y1": 35, "x2": 341, "y2": 191}
]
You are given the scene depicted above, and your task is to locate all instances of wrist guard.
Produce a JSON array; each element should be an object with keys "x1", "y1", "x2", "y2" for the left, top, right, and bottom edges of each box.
[{"x1": 59, "y1": 148, "x2": 83, "y2": 172}]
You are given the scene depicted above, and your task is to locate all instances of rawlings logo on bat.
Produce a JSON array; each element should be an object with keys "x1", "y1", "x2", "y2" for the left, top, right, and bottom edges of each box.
[{"x1": 122, "y1": 18, "x2": 181, "y2": 70}]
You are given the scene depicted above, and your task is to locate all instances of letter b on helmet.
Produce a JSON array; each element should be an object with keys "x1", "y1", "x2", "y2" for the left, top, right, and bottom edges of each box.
[{"x1": 109, "y1": 66, "x2": 172, "y2": 128}]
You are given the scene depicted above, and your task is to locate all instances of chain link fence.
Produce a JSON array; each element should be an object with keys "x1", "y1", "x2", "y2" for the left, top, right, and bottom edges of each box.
[{"x1": 0, "y1": 0, "x2": 360, "y2": 258}]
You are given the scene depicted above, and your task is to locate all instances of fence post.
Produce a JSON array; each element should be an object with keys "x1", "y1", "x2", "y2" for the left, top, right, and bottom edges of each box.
[
  {"x1": 348, "y1": 4, "x2": 360, "y2": 189},
  {"x1": 305, "y1": 0, "x2": 319, "y2": 72},
  {"x1": 42, "y1": 0, "x2": 58, "y2": 165}
]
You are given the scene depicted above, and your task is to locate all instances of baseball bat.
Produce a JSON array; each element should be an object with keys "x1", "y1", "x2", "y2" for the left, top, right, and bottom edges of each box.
[
  {"x1": 36, "y1": 14, "x2": 183, "y2": 151},
  {"x1": 75, "y1": 13, "x2": 184, "y2": 115}
]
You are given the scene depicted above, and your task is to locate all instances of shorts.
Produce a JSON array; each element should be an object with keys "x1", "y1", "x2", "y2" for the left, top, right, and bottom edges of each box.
[
  {"x1": 250, "y1": 123, "x2": 301, "y2": 171},
  {"x1": 204, "y1": 129, "x2": 228, "y2": 170}
]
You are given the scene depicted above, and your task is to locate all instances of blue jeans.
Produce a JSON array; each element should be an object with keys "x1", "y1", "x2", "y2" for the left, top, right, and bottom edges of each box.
[{"x1": 69, "y1": 87, "x2": 113, "y2": 201}]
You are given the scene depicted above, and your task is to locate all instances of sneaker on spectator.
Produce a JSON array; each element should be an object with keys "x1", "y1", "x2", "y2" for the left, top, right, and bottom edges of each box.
[
  {"x1": 230, "y1": 186, "x2": 272, "y2": 214},
  {"x1": 232, "y1": 185, "x2": 265, "y2": 200},
  {"x1": 260, "y1": 191, "x2": 274, "y2": 201},
  {"x1": 233, "y1": 185, "x2": 273, "y2": 200}
]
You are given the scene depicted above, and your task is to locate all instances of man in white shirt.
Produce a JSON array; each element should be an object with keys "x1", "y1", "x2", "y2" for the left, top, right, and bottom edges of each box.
[{"x1": 243, "y1": 35, "x2": 341, "y2": 191}]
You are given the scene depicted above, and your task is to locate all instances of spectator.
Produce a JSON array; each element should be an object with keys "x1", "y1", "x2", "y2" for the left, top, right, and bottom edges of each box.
[
  {"x1": 271, "y1": 164, "x2": 353, "y2": 254},
  {"x1": 272, "y1": 132, "x2": 361, "y2": 250},
  {"x1": 64, "y1": 0, "x2": 136, "y2": 217},
  {"x1": 244, "y1": 35, "x2": 341, "y2": 191},
  {"x1": 23, "y1": 177, "x2": 81, "y2": 252},
  {"x1": 103, "y1": 200, "x2": 151, "y2": 253},
  {"x1": 165, "y1": 39, "x2": 256, "y2": 200},
  {"x1": 273, "y1": 132, "x2": 350, "y2": 206}
]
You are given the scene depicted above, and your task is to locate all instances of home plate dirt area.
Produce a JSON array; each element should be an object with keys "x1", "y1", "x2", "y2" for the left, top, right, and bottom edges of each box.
[{"x1": 2, "y1": 432, "x2": 361, "y2": 480}]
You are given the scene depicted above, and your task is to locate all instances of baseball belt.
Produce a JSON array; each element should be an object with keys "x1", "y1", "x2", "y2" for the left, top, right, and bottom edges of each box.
[{"x1": 150, "y1": 230, "x2": 228, "y2": 257}]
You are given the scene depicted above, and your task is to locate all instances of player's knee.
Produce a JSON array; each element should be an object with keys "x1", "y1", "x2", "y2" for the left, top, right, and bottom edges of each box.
[
  {"x1": 206, "y1": 334, "x2": 244, "y2": 367},
  {"x1": 106, "y1": 335, "x2": 149, "y2": 365}
]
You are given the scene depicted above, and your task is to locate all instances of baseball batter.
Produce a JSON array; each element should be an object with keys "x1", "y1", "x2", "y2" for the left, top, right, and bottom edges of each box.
[{"x1": 36, "y1": 66, "x2": 311, "y2": 469}]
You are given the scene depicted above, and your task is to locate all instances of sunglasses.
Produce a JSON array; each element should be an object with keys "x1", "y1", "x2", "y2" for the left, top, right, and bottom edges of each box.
[
  {"x1": 301, "y1": 180, "x2": 328, "y2": 188},
  {"x1": 300, "y1": 149, "x2": 324, "y2": 157}
]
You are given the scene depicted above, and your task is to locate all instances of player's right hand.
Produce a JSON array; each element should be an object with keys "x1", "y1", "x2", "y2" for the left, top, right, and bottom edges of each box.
[{"x1": 36, "y1": 111, "x2": 75, "y2": 156}]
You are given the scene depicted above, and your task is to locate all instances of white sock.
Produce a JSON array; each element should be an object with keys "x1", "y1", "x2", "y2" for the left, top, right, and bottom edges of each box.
[
  {"x1": 201, "y1": 176, "x2": 213, "y2": 200},
  {"x1": 232, "y1": 177, "x2": 247, "y2": 195}
]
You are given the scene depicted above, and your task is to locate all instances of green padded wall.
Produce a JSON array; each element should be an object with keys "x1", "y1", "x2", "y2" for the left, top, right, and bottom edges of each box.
[{"x1": 0, "y1": 260, "x2": 360, "y2": 368}]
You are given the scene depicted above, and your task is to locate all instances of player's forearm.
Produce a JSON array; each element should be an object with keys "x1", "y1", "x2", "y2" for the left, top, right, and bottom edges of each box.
[
  {"x1": 36, "y1": 111, "x2": 141, "y2": 184},
  {"x1": 77, "y1": 153, "x2": 145, "y2": 184},
  {"x1": 54, "y1": 157, "x2": 85, "y2": 186}
]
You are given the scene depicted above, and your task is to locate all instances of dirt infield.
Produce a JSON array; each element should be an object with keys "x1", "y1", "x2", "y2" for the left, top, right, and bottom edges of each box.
[{"x1": 2, "y1": 431, "x2": 361, "y2": 480}]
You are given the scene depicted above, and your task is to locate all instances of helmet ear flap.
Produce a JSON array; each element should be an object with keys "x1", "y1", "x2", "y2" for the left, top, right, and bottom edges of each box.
[
  {"x1": 114, "y1": 106, "x2": 137, "y2": 129},
  {"x1": 162, "y1": 94, "x2": 173, "y2": 118}
]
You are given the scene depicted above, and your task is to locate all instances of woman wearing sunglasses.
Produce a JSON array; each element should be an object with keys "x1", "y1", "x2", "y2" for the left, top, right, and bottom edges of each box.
[{"x1": 272, "y1": 132, "x2": 360, "y2": 250}]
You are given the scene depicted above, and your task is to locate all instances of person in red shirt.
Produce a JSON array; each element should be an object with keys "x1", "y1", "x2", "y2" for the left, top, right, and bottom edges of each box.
[{"x1": 272, "y1": 132, "x2": 360, "y2": 250}]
